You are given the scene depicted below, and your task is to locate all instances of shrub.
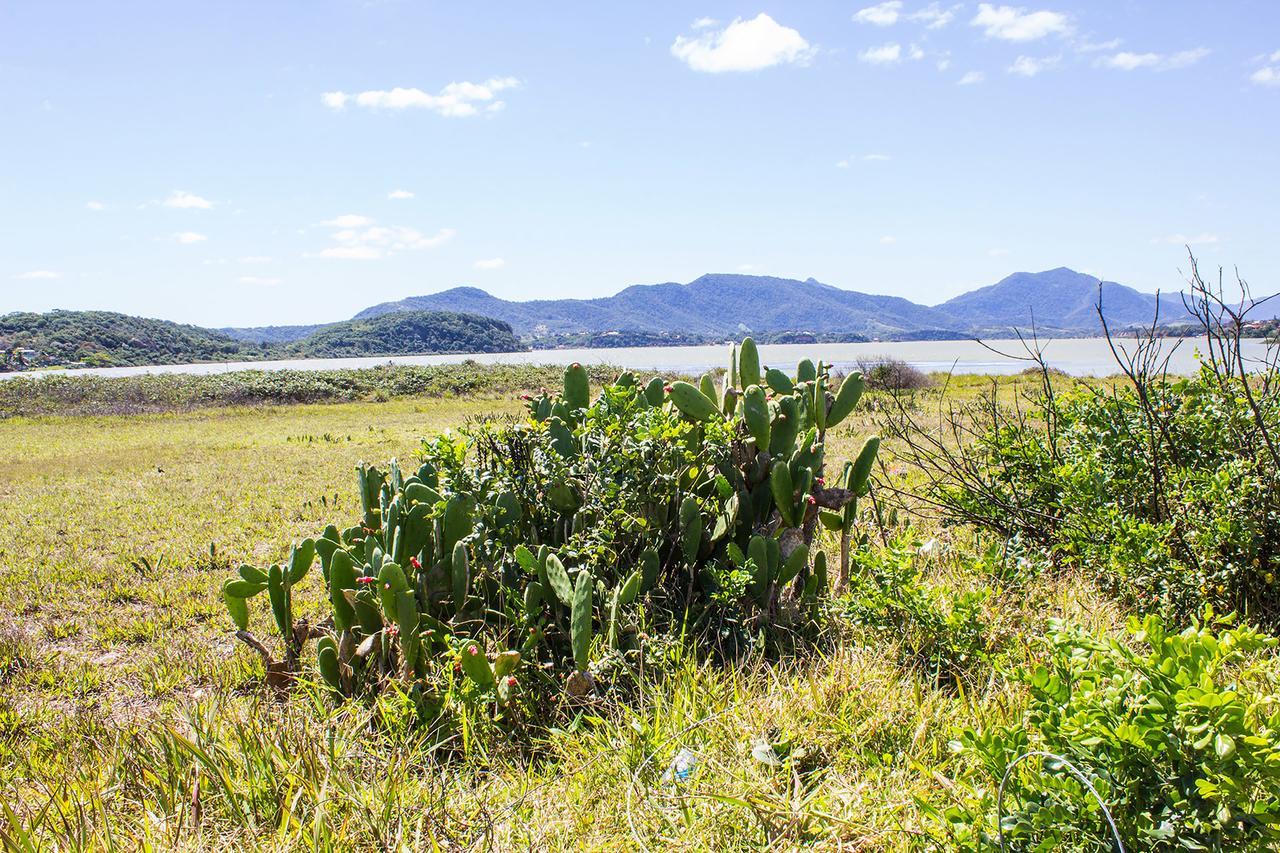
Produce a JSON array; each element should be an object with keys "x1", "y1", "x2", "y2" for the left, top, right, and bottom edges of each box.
[
  {"x1": 854, "y1": 357, "x2": 931, "y2": 393},
  {"x1": 886, "y1": 264, "x2": 1280, "y2": 627},
  {"x1": 842, "y1": 533, "x2": 993, "y2": 689},
  {"x1": 933, "y1": 613, "x2": 1280, "y2": 851},
  {"x1": 218, "y1": 341, "x2": 882, "y2": 734}
]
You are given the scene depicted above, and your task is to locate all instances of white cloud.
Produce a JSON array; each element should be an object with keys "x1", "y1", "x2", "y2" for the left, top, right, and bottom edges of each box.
[
  {"x1": 972, "y1": 4, "x2": 1071, "y2": 41},
  {"x1": 85, "y1": 200, "x2": 105, "y2": 211},
  {"x1": 859, "y1": 43, "x2": 902, "y2": 65},
  {"x1": 1253, "y1": 66, "x2": 1280, "y2": 87},
  {"x1": 174, "y1": 232, "x2": 207, "y2": 244},
  {"x1": 322, "y1": 214, "x2": 375, "y2": 228},
  {"x1": 473, "y1": 257, "x2": 506, "y2": 270},
  {"x1": 239, "y1": 256, "x2": 272, "y2": 264},
  {"x1": 1098, "y1": 48, "x2": 1209, "y2": 71},
  {"x1": 879, "y1": 235, "x2": 897, "y2": 244},
  {"x1": 1009, "y1": 54, "x2": 1060, "y2": 76},
  {"x1": 671, "y1": 14, "x2": 813, "y2": 73},
  {"x1": 909, "y1": 3, "x2": 957, "y2": 29},
  {"x1": 853, "y1": 1, "x2": 902, "y2": 26},
  {"x1": 317, "y1": 216, "x2": 456, "y2": 260},
  {"x1": 863, "y1": 153, "x2": 891, "y2": 161},
  {"x1": 1077, "y1": 37, "x2": 1122, "y2": 53},
  {"x1": 387, "y1": 189, "x2": 415, "y2": 200},
  {"x1": 691, "y1": 17, "x2": 718, "y2": 29},
  {"x1": 835, "y1": 159, "x2": 850, "y2": 168},
  {"x1": 958, "y1": 70, "x2": 986, "y2": 85},
  {"x1": 323, "y1": 77, "x2": 520, "y2": 117},
  {"x1": 737, "y1": 263, "x2": 758, "y2": 272},
  {"x1": 164, "y1": 190, "x2": 213, "y2": 210},
  {"x1": 988, "y1": 247, "x2": 1010, "y2": 257},
  {"x1": 14, "y1": 270, "x2": 58, "y2": 280},
  {"x1": 239, "y1": 276, "x2": 282, "y2": 286},
  {"x1": 1157, "y1": 233, "x2": 1219, "y2": 246},
  {"x1": 908, "y1": 43, "x2": 926, "y2": 60}
]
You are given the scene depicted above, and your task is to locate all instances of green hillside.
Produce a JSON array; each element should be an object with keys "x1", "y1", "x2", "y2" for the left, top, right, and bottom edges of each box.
[
  {"x1": 0, "y1": 309, "x2": 523, "y2": 371},
  {"x1": 0, "y1": 310, "x2": 267, "y2": 368},
  {"x1": 286, "y1": 310, "x2": 522, "y2": 358}
]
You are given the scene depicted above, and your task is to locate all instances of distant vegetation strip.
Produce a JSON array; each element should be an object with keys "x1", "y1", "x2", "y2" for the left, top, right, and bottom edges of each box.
[
  {"x1": 0, "y1": 309, "x2": 524, "y2": 371},
  {"x1": 0, "y1": 363, "x2": 630, "y2": 418}
]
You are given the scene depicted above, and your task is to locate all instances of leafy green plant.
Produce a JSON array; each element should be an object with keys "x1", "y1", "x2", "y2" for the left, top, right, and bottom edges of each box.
[
  {"x1": 934, "y1": 613, "x2": 1280, "y2": 851},
  {"x1": 841, "y1": 533, "x2": 992, "y2": 689},
  {"x1": 219, "y1": 340, "x2": 881, "y2": 726}
]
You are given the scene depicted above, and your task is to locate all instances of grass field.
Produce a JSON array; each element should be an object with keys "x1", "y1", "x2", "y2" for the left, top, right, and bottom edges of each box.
[{"x1": 0, "y1": 375, "x2": 1147, "y2": 850}]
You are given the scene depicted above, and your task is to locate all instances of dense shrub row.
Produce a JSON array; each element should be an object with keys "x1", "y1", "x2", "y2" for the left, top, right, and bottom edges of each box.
[{"x1": 0, "y1": 362, "x2": 622, "y2": 418}]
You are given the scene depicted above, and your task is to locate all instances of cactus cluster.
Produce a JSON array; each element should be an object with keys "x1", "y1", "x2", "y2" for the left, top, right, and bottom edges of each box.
[{"x1": 222, "y1": 340, "x2": 879, "y2": 717}]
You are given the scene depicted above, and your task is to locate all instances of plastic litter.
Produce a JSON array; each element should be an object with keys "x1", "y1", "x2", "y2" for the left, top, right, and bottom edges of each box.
[{"x1": 663, "y1": 747, "x2": 698, "y2": 783}]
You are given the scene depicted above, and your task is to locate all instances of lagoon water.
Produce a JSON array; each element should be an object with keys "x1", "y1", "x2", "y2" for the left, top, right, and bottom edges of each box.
[{"x1": 2, "y1": 337, "x2": 1272, "y2": 381}]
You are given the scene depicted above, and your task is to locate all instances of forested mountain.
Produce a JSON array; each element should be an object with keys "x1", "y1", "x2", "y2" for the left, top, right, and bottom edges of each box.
[
  {"x1": 0, "y1": 310, "x2": 267, "y2": 368},
  {"x1": 937, "y1": 267, "x2": 1194, "y2": 333},
  {"x1": 352, "y1": 269, "x2": 1203, "y2": 340},
  {"x1": 0, "y1": 309, "x2": 522, "y2": 370},
  {"x1": 286, "y1": 311, "x2": 521, "y2": 358},
  {"x1": 355, "y1": 274, "x2": 958, "y2": 338}
]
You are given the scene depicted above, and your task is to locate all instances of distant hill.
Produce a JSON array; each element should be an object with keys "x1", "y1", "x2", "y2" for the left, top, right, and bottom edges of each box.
[
  {"x1": 0, "y1": 310, "x2": 267, "y2": 368},
  {"x1": 286, "y1": 311, "x2": 522, "y2": 358},
  {"x1": 219, "y1": 323, "x2": 330, "y2": 344},
  {"x1": 352, "y1": 269, "x2": 1198, "y2": 340},
  {"x1": 1, "y1": 309, "x2": 522, "y2": 371},
  {"x1": 356, "y1": 274, "x2": 960, "y2": 338},
  {"x1": 938, "y1": 267, "x2": 1194, "y2": 333}
]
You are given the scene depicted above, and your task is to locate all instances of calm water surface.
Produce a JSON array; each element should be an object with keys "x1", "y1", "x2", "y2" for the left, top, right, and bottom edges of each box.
[{"x1": 3, "y1": 337, "x2": 1272, "y2": 381}]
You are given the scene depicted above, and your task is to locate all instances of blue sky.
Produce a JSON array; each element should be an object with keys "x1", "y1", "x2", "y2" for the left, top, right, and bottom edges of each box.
[{"x1": 2, "y1": 1, "x2": 1277, "y2": 326}]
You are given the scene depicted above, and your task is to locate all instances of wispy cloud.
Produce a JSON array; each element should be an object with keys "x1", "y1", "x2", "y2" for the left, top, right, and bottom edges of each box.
[
  {"x1": 164, "y1": 190, "x2": 213, "y2": 210},
  {"x1": 863, "y1": 153, "x2": 892, "y2": 161},
  {"x1": 317, "y1": 215, "x2": 455, "y2": 260},
  {"x1": 1098, "y1": 48, "x2": 1209, "y2": 71},
  {"x1": 387, "y1": 189, "x2": 415, "y2": 200},
  {"x1": 473, "y1": 258, "x2": 505, "y2": 270},
  {"x1": 239, "y1": 276, "x2": 281, "y2": 286},
  {"x1": 853, "y1": 1, "x2": 902, "y2": 26},
  {"x1": 1251, "y1": 52, "x2": 1280, "y2": 87},
  {"x1": 85, "y1": 200, "x2": 105, "y2": 211},
  {"x1": 671, "y1": 14, "x2": 813, "y2": 73},
  {"x1": 323, "y1": 77, "x2": 519, "y2": 117},
  {"x1": 909, "y1": 3, "x2": 958, "y2": 29},
  {"x1": 972, "y1": 4, "x2": 1071, "y2": 42},
  {"x1": 14, "y1": 270, "x2": 58, "y2": 280},
  {"x1": 988, "y1": 247, "x2": 1010, "y2": 257},
  {"x1": 879, "y1": 235, "x2": 897, "y2": 244},
  {"x1": 239, "y1": 256, "x2": 273, "y2": 264},
  {"x1": 1253, "y1": 66, "x2": 1280, "y2": 87},
  {"x1": 958, "y1": 70, "x2": 986, "y2": 85},
  {"x1": 1077, "y1": 37, "x2": 1122, "y2": 53},
  {"x1": 1009, "y1": 55, "x2": 1060, "y2": 76},
  {"x1": 859, "y1": 43, "x2": 902, "y2": 65},
  {"x1": 691, "y1": 17, "x2": 718, "y2": 29},
  {"x1": 174, "y1": 232, "x2": 207, "y2": 244}
]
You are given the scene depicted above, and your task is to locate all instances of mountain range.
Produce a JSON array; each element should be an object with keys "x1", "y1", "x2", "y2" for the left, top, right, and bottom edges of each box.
[{"x1": 224, "y1": 267, "x2": 1204, "y2": 343}]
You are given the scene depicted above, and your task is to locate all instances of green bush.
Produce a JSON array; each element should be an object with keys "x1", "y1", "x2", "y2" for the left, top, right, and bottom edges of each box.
[
  {"x1": 933, "y1": 613, "x2": 1280, "y2": 850},
  {"x1": 842, "y1": 534, "x2": 993, "y2": 689},
  {"x1": 218, "y1": 341, "x2": 881, "y2": 736},
  {"x1": 921, "y1": 364, "x2": 1280, "y2": 627}
]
